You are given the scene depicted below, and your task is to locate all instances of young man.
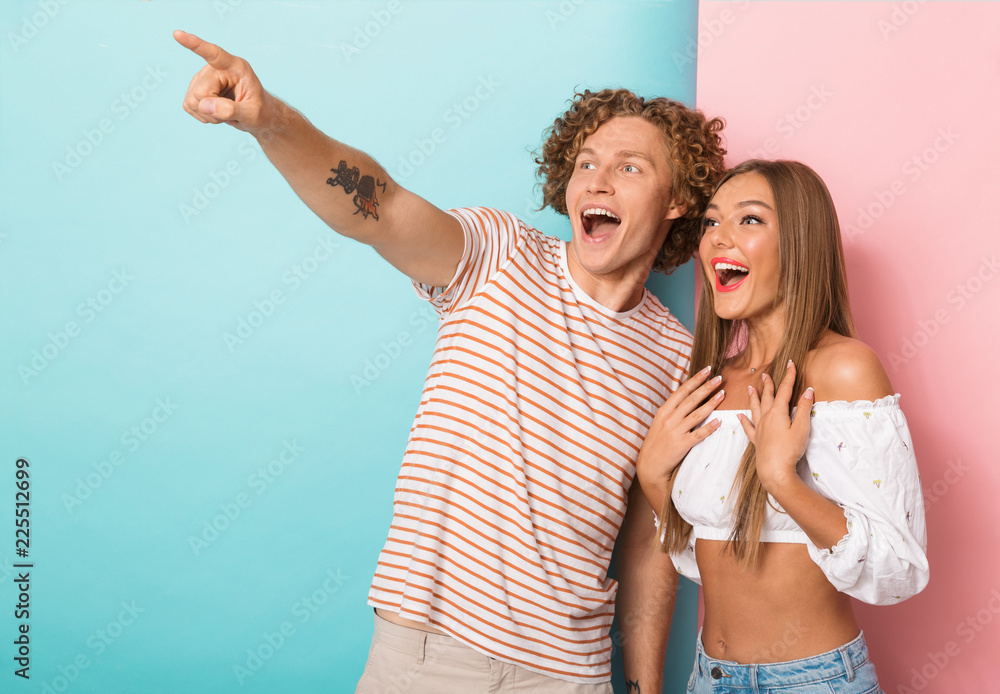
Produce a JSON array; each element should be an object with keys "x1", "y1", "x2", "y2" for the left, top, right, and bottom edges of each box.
[{"x1": 175, "y1": 30, "x2": 726, "y2": 692}]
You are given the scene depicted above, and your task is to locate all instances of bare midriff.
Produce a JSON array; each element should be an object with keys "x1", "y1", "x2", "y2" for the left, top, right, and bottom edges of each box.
[{"x1": 697, "y1": 539, "x2": 859, "y2": 664}]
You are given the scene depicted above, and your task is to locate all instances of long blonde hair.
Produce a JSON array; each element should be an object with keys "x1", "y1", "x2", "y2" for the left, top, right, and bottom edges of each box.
[{"x1": 660, "y1": 160, "x2": 856, "y2": 567}]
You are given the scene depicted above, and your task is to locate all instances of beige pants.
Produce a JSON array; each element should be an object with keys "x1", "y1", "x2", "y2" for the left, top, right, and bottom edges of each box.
[{"x1": 355, "y1": 612, "x2": 614, "y2": 694}]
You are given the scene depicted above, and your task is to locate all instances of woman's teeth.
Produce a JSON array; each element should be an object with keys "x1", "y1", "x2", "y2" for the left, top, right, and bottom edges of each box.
[{"x1": 715, "y1": 262, "x2": 749, "y2": 286}]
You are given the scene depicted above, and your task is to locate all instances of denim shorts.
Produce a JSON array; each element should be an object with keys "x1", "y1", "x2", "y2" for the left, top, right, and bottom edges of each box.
[{"x1": 687, "y1": 630, "x2": 882, "y2": 693}]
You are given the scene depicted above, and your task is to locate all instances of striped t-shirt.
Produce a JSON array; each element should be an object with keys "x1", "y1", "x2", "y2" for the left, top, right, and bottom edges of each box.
[{"x1": 367, "y1": 207, "x2": 691, "y2": 682}]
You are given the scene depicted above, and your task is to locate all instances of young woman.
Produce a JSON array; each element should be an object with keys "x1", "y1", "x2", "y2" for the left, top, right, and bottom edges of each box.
[{"x1": 636, "y1": 160, "x2": 928, "y2": 693}]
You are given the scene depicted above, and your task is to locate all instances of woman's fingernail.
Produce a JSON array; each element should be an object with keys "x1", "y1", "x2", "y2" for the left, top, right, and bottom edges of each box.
[
  {"x1": 747, "y1": 385, "x2": 753, "y2": 396},
  {"x1": 714, "y1": 390, "x2": 725, "y2": 400},
  {"x1": 700, "y1": 365, "x2": 711, "y2": 376},
  {"x1": 711, "y1": 375, "x2": 722, "y2": 385},
  {"x1": 787, "y1": 359, "x2": 794, "y2": 368},
  {"x1": 804, "y1": 387, "x2": 814, "y2": 399}
]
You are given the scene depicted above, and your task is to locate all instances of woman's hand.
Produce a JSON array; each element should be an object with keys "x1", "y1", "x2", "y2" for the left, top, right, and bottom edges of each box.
[
  {"x1": 738, "y1": 360, "x2": 814, "y2": 493},
  {"x1": 636, "y1": 366, "x2": 725, "y2": 510}
]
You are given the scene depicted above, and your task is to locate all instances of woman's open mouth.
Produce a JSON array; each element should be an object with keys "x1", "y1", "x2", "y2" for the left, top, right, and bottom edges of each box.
[{"x1": 713, "y1": 258, "x2": 749, "y2": 292}]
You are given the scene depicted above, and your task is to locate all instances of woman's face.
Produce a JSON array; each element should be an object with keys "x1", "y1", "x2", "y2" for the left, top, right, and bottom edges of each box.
[{"x1": 699, "y1": 172, "x2": 782, "y2": 322}]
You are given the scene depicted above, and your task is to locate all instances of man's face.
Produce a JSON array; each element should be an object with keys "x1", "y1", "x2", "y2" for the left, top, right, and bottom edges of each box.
[{"x1": 564, "y1": 116, "x2": 683, "y2": 304}]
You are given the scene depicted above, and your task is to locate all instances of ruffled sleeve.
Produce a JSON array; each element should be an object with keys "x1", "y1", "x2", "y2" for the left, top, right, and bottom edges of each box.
[
  {"x1": 653, "y1": 511, "x2": 702, "y2": 584},
  {"x1": 802, "y1": 394, "x2": 929, "y2": 605}
]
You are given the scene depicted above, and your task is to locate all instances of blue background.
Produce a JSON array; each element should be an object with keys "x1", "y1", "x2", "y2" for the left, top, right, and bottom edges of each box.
[{"x1": 0, "y1": 1, "x2": 700, "y2": 692}]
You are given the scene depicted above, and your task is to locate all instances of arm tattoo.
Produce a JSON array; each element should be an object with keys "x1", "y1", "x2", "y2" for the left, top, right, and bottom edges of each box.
[
  {"x1": 626, "y1": 680, "x2": 641, "y2": 693},
  {"x1": 325, "y1": 160, "x2": 386, "y2": 221}
]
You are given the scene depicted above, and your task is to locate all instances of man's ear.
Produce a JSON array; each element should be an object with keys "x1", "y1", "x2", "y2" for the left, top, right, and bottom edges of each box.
[{"x1": 665, "y1": 198, "x2": 688, "y2": 221}]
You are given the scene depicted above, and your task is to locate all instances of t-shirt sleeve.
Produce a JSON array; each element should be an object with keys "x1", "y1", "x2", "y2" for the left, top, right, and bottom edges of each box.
[
  {"x1": 412, "y1": 207, "x2": 523, "y2": 317},
  {"x1": 802, "y1": 396, "x2": 929, "y2": 605}
]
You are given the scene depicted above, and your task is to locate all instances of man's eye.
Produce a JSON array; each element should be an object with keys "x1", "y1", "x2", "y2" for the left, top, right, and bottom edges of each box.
[
  {"x1": 581, "y1": 162, "x2": 596, "y2": 170},
  {"x1": 623, "y1": 164, "x2": 639, "y2": 173}
]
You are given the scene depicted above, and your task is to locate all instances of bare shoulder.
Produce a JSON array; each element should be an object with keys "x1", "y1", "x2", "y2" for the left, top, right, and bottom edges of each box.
[{"x1": 804, "y1": 333, "x2": 894, "y2": 403}]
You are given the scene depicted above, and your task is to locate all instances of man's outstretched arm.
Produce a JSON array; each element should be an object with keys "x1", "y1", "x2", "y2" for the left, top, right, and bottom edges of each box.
[
  {"x1": 174, "y1": 30, "x2": 463, "y2": 288},
  {"x1": 615, "y1": 482, "x2": 679, "y2": 693}
]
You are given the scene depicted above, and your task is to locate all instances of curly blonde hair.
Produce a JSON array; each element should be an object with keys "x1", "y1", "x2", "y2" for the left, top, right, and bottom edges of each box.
[{"x1": 535, "y1": 88, "x2": 726, "y2": 274}]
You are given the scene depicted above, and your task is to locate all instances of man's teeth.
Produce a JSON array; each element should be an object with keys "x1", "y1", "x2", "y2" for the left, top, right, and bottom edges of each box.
[
  {"x1": 583, "y1": 208, "x2": 620, "y2": 221},
  {"x1": 715, "y1": 262, "x2": 748, "y2": 273}
]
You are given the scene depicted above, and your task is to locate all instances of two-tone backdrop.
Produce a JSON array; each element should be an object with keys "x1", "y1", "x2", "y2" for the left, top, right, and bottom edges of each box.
[{"x1": 2, "y1": 1, "x2": 996, "y2": 693}]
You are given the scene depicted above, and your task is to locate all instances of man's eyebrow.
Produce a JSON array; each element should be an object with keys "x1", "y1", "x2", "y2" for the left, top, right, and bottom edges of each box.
[
  {"x1": 617, "y1": 149, "x2": 654, "y2": 162},
  {"x1": 577, "y1": 147, "x2": 656, "y2": 164}
]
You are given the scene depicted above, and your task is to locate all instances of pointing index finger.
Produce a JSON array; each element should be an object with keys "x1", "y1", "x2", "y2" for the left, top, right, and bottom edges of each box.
[{"x1": 173, "y1": 30, "x2": 236, "y2": 70}]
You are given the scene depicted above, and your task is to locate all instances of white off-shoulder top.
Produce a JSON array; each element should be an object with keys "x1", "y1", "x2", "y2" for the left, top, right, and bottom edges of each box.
[{"x1": 666, "y1": 394, "x2": 929, "y2": 605}]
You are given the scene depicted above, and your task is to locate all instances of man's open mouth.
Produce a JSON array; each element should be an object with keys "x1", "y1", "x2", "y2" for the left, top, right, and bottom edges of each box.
[
  {"x1": 581, "y1": 207, "x2": 621, "y2": 239},
  {"x1": 713, "y1": 260, "x2": 749, "y2": 291}
]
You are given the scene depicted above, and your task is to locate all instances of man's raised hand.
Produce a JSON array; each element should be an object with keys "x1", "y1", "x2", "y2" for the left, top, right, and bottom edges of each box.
[{"x1": 174, "y1": 30, "x2": 276, "y2": 135}]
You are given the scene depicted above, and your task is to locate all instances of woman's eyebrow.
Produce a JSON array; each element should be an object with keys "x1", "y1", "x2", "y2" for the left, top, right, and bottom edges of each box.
[{"x1": 736, "y1": 199, "x2": 774, "y2": 210}]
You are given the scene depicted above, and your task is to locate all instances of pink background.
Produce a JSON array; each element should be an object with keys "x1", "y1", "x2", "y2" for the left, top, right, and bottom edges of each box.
[{"x1": 695, "y1": 2, "x2": 1000, "y2": 691}]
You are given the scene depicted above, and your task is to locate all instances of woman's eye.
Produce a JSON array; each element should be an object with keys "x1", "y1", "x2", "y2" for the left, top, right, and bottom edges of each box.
[
  {"x1": 623, "y1": 164, "x2": 639, "y2": 173},
  {"x1": 742, "y1": 215, "x2": 763, "y2": 224},
  {"x1": 702, "y1": 218, "x2": 718, "y2": 229}
]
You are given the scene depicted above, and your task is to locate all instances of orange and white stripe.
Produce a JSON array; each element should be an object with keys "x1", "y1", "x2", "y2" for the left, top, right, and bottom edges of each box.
[{"x1": 368, "y1": 208, "x2": 691, "y2": 682}]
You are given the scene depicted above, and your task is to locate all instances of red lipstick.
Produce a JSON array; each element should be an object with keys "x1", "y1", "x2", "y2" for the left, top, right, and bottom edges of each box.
[{"x1": 712, "y1": 257, "x2": 749, "y2": 293}]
